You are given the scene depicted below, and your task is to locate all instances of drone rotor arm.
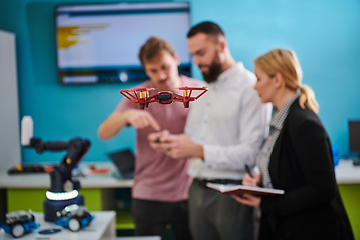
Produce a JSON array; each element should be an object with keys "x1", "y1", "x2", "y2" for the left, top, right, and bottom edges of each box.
[
  {"x1": 172, "y1": 93, "x2": 184, "y2": 102},
  {"x1": 120, "y1": 91, "x2": 140, "y2": 103},
  {"x1": 175, "y1": 86, "x2": 208, "y2": 100},
  {"x1": 194, "y1": 89, "x2": 208, "y2": 100},
  {"x1": 147, "y1": 94, "x2": 158, "y2": 102}
]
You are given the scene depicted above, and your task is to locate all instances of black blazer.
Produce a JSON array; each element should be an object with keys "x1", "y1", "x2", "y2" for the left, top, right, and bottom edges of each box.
[{"x1": 259, "y1": 100, "x2": 354, "y2": 240}]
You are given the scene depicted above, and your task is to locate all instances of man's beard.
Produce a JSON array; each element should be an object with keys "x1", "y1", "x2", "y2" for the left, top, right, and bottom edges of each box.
[{"x1": 200, "y1": 57, "x2": 222, "y2": 83}]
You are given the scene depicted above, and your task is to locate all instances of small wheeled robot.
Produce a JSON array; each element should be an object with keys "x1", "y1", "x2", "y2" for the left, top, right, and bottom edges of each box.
[
  {"x1": 0, "y1": 210, "x2": 39, "y2": 238},
  {"x1": 54, "y1": 204, "x2": 94, "y2": 232}
]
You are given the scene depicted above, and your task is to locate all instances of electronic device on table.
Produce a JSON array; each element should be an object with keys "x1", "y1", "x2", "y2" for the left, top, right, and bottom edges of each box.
[
  {"x1": 24, "y1": 137, "x2": 90, "y2": 222},
  {"x1": 55, "y1": 204, "x2": 94, "y2": 232},
  {"x1": 349, "y1": 120, "x2": 360, "y2": 166},
  {"x1": 108, "y1": 149, "x2": 135, "y2": 179},
  {"x1": 8, "y1": 163, "x2": 56, "y2": 174},
  {"x1": 0, "y1": 210, "x2": 39, "y2": 238},
  {"x1": 21, "y1": 116, "x2": 90, "y2": 222}
]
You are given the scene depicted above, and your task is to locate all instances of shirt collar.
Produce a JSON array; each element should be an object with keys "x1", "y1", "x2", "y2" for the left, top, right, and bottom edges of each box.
[
  {"x1": 270, "y1": 93, "x2": 298, "y2": 130},
  {"x1": 213, "y1": 62, "x2": 245, "y2": 86}
]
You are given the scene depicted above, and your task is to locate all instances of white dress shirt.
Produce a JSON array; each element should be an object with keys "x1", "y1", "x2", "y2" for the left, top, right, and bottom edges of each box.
[{"x1": 186, "y1": 62, "x2": 272, "y2": 180}]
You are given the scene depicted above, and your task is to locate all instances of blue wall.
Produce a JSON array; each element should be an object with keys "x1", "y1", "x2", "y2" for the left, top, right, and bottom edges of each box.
[{"x1": 0, "y1": 0, "x2": 359, "y2": 163}]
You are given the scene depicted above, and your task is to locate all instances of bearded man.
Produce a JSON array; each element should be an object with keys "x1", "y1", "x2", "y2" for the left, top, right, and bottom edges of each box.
[{"x1": 149, "y1": 21, "x2": 271, "y2": 240}]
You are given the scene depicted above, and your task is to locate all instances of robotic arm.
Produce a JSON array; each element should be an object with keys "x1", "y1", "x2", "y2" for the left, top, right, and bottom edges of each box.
[
  {"x1": 27, "y1": 138, "x2": 90, "y2": 193},
  {"x1": 20, "y1": 116, "x2": 91, "y2": 222}
]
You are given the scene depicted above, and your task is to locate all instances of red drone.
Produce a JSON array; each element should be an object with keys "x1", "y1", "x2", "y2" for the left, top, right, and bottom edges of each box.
[{"x1": 119, "y1": 86, "x2": 208, "y2": 109}]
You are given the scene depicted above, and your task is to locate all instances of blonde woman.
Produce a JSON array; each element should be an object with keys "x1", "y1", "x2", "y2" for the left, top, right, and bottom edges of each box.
[{"x1": 234, "y1": 49, "x2": 354, "y2": 240}]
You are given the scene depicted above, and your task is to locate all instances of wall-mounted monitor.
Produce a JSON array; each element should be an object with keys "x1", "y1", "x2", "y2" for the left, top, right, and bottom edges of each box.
[{"x1": 55, "y1": 2, "x2": 191, "y2": 84}]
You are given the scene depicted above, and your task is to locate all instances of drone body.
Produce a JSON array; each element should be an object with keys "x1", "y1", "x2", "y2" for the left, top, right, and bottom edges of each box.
[{"x1": 119, "y1": 86, "x2": 208, "y2": 109}]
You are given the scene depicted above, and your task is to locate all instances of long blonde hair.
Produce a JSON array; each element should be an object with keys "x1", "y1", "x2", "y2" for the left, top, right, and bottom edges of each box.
[{"x1": 254, "y1": 48, "x2": 319, "y2": 113}]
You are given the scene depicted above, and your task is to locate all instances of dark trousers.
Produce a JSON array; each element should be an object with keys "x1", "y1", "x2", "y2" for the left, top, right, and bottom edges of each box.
[
  {"x1": 132, "y1": 198, "x2": 192, "y2": 240},
  {"x1": 189, "y1": 179, "x2": 254, "y2": 240}
]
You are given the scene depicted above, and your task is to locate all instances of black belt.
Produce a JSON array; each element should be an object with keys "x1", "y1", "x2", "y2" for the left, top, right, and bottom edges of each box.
[{"x1": 194, "y1": 178, "x2": 242, "y2": 186}]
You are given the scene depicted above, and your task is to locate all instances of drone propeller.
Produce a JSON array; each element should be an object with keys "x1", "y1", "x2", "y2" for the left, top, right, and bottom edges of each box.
[
  {"x1": 119, "y1": 87, "x2": 155, "y2": 93},
  {"x1": 119, "y1": 87, "x2": 156, "y2": 109},
  {"x1": 176, "y1": 86, "x2": 208, "y2": 91},
  {"x1": 174, "y1": 86, "x2": 208, "y2": 99}
]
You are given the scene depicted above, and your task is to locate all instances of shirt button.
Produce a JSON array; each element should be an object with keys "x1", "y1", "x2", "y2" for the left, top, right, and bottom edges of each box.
[
  {"x1": 204, "y1": 120, "x2": 207, "y2": 124},
  {"x1": 207, "y1": 103, "x2": 211, "y2": 107}
]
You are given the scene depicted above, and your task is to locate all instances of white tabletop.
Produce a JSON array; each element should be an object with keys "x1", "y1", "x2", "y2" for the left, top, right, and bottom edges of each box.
[
  {"x1": 0, "y1": 211, "x2": 116, "y2": 240},
  {"x1": 0, "y1": 162, "x2": 133, "y2": 189},
  {"x1": 335, "y1": 159, "x2": 360, "y2": 184}
]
